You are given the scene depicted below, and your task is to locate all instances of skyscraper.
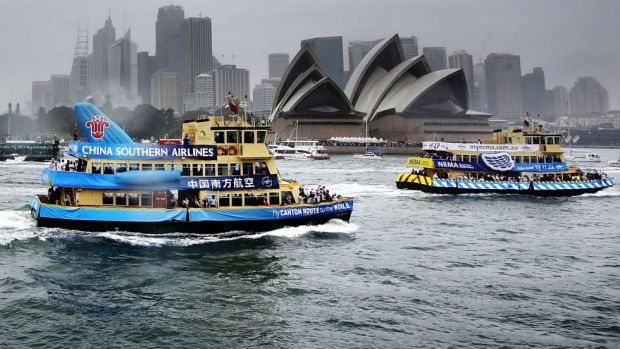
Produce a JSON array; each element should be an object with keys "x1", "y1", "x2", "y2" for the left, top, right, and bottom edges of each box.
[
  {"x1": 50, "y1": 74, "x2": 71, "y2": 107},
  {"x1": 268, "y1": 53, "x2": 289, "y2": 79},
  {"x1": 252, "y1": 83, "x2": 276, "y2": 113},
  {"x1": 484, "y1": 53, "x2": 523, "y2": 120},
  {"x1": 31, "y1": 81, "x2": 51, "y2": 112},
  {"x1": 151, "y1": 70, "x2": 177, "y2": 110},
  {"x1": 91, "y1": 15, "x2": 115, "y2": 92},
  {"x1": 422, "y1": 47, "x2": 447, "y2": 71},
  {"x1": 569, "y1": 77, "x2": 609, "y2": 115},
  {"x1": 348, "y1": 39, "x2": 381, "y2": 72},
  {"x1": 400, "y1": 36, "x2": 419, "y2": 59},
  {"x1": 180, "y1": 16, "x2": 213, "y2": 97},
  {"x1": 214, "y1": 65, "x2": 249, "y2": 108},
  {"x1": 300, "y1": 36, "x2": 345, "y2": 87},
  {"x1": 194, "y1": 73, "x2": 215, "y2": 109},
  {"x1": 448, "y1": 50, "x2": 474, "y2": 105},
  {"x1": 521, "y1": 67, "x2": 550, "y2": 117},
  {"x1": 107, "y1": 29, "x2": 138, "y2": 98},
  {"x1": 156, "y1": 5, "x2": 184, "y2": 71},
  {"x1": 551, "y1": 85, "x2": 570, "y2": 116},
  {"x1": 137, "y1": 52, "x2": 156, "y2": 104},
  {"x1": 473, "y1": 62, "x2": 487, "y2": 112}
]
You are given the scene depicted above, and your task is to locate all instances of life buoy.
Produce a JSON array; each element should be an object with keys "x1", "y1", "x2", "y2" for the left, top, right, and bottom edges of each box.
[{"x1": 228, "y1": 146, "x2": 238, "y2": 156}]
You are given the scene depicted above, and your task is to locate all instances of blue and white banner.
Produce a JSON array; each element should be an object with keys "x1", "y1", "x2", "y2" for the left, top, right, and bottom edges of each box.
[
  {"x1": 433, "y1": 160, "x2": 486, "y2": 171},
  {"x1": 43, "y1": 169, "x2": 279, "y2": 191},
  {"x1": 513, "y1": 162, "x2": 568, "y2": 172},
  {"x1": 431, "y1": 159, "x2": 568, "y2": 173},
  {"x1": 68, "y1": 141, "x2": 217, "y2": 160}
]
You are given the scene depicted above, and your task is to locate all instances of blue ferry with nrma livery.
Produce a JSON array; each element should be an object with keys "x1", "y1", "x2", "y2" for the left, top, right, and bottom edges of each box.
[
  {"x1": 396, "y1": 126, "x2": 614, "y2": 196},
  {"x1": 28, "y1": 102, "x2": 353, "y2": 234}
]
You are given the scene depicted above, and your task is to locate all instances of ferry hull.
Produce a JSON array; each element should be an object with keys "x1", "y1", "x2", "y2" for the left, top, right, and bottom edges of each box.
[
  {"x1": 29, "y1": 197, "x2": 353, "y2": 235},
  {"x1": 396, "y1": 175, "x2": 614, "y2": 197}
]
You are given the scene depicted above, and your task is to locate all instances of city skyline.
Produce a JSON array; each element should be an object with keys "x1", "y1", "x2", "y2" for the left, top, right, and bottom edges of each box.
[{"x1": 1, "y1": 0, "x2": 619, "y2": 110}]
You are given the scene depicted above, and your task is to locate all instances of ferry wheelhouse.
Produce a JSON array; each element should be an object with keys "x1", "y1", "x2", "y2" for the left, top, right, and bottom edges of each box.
[
  {"x1": 396, "y1": 127, "x2": 614, "y2": 196},
  {"x1": 28, "y1": 103, "x2": 353, "y2": 234}
]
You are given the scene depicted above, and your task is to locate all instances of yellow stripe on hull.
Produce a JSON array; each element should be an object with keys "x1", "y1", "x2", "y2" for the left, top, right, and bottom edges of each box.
[{"x1": 396, "y1": 173, "x2": 433, "y2": 186}]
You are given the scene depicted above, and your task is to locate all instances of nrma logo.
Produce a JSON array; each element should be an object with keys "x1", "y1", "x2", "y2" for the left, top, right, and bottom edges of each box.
[{"x1": 85, "y1": 115, "x2": 110, "y2": 139}]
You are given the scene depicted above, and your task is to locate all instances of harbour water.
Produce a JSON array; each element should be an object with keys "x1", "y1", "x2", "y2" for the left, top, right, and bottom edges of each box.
[{"x1": 1, "y1": 150, "x2": 619, "y2": 347}]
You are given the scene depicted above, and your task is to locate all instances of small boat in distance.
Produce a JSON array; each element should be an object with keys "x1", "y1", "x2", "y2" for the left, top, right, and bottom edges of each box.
[
  {"x1": 565, "y1": 150, "x2": 601, "y2": 164},
  {"x1": 609, "y1": 155, "x2": 620, "y2": 168},
  {"x1": 353, "y1": 148, "x2": 383, "y2": 159}
]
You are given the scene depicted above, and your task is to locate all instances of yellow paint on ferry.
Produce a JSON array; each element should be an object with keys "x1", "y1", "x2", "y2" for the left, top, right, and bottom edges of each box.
[
  {"x1": 396, "y1": 173, "x2": 433, "y2": 186},
  {"x1": 406, "y1": 157, "x2": 435, "y2": 168}
]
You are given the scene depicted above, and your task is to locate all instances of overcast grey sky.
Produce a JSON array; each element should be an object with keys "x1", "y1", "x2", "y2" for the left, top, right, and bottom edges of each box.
[{"x1": 1, "y1": 0, "x2": 619, "y2": 112}]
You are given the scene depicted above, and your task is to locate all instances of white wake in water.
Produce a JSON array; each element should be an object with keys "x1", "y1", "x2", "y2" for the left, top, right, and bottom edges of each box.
[{"x1": 0, "y1": 210, "x2": 38, "y2": 245}]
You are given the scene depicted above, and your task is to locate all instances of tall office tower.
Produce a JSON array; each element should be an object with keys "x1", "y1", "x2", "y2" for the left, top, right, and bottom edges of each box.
[
  {"x1": 156, "y1": 5, "x2": 184, "y2": 71},
  {"x1": 137, "y1": 52, "x2": 156, "y2": 104},
  {"x1": 214, "y1": 65, "x2": 250, "y2": 108},
  {"x1": 472, "y1": 62, "x2": 487, "y2": 112},
  {"x1": 301, "y1": 36, "x2": 345, "y2": 87},
  {"x1": 268, "y1": 53, "x2": 289, "y2": 79},
  {"x1": 91, "y1": 14, "x2": 116, "y2": 92},
  {"x1": 151, "y1": 70, "x2": 177, "y2": 110},
  {"x1": 569, "y1": 77, "x2": 609, "y2": 115},
  {"x1": 348, "y1": 39, "x2": 381, "y2": 72},
  {"x1": 194, "y1": 73, "x2": 215, "y2": 109},
  {"x1": 521, "y1": 67, "x2": 550, "y2": 117},
  {"x1": 448, "y1": 50, "x2": 474, "y2": 105},
  {"x1": 551, "y1": 85, "x2": 570, "y2": 116},
  {"x1": 180, "y1": 16, "x2": 213, "y2": 97},
  {"x1": 69, "y1": 25, "x2": 90, "y2": 103},
  {"x1": 107, "y1": 29, "x2": 138, "y2": 98},
  {"x1": 252, "y1": 83, "x2": 276, "y2": 113},
  {"x1": 31, "y1": 81, "x2": 52, "y2": 112},
  {"x1": 400, "y1": 36, "x2": 419, "y2": 59},
  {"x1": 422, "y1": 47, "x2": 447, "y2": 71},
  {"x1": 484, "y1": 53, "x2": 523, "y2": 120},
  {"x1": 50, "y1": 74, "x2": 71, "y2": 107}
]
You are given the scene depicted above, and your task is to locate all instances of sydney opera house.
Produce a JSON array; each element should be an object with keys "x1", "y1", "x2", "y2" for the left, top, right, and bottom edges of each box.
[{"x1": 269, "y1": 34, "x2": 492, "y2": 143}]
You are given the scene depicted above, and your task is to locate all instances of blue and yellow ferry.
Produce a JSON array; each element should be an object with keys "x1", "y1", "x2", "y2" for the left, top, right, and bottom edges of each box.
[
  {"x1": 28, "y1": 102, "x2": 353, "y2": 234},
  {"x1": 396, "y1": 127, "x2": 614, "y2": 196}
]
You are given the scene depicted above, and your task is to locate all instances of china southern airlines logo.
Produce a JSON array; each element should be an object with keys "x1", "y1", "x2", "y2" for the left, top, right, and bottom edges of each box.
[
  {"x1": 481, "y1": 152, "x2": 514, "y2": 171},
  {"x1": 85, "y1": 115, "x2": 110, "y2": 139},
  {"x1": 261, "y1": 176, "x2": 274, "y2": 188}
]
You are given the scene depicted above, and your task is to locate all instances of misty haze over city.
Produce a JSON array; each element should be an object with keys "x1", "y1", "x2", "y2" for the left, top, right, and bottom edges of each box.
[{"x1": 0, "y1": 0, "x2": 618, "y2": 113}]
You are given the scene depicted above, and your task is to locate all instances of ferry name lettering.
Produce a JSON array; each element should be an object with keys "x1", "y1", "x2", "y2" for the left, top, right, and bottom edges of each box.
[{"x1": 78, "y1": 145, "x2": 215, "y2": 158}]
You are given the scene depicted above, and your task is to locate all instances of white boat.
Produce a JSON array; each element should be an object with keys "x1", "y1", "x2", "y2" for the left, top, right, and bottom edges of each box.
[
  {"x1": 609, "y1": 155, "x2": 620, "y2": 167},
  {"x1": 268, "y1": 143, "x2": 313, "y2": 160},
  {"x1": 8, "y1": 153, "x2": 27, "y2": 162},
  {"x1": 353, "y1": 149, "x2": 383, "y2": 159},
  {"x1": 565, "y1": 151, "x2": 602, "y2": 163}
]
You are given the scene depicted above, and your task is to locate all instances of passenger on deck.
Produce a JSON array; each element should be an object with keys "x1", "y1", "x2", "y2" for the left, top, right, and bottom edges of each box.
[
  {"x1": 183, "y1": 134, "x2": 191, "y2": 146},
  {"x1": 207, "y1": 195, "x2": 217, "y2": 208}
]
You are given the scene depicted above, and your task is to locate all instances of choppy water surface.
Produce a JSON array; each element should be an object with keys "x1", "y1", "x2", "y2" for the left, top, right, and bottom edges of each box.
[{"x1": 1, "y1": 150, "x2": 619, "y2": 347}]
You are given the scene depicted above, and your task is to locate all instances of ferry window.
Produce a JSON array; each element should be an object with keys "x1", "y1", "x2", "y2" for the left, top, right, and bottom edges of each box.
[
  {"x1": 269, "y1": 192, "x2": 280, "y2": 205},
  {"x1": 530, "y1": 156, "x2": 538, "y2": 163},
  {"x1": 128, "y1": 163, "x2": 140, "y2": 171},
  {"x1": 141, "y1": 193, "x2": 153, "y2": 207},
  {"x1": 226, "y1": 131, "x2": 238, "y2": 144},
  {"x1": 128, "y1": 193, "x2": 140, "y2": 206},
  {"x1": 218, "y1": 164, "x2": 229, "y2": 176},
  {"x1": 219, "y1": 194, "x2": 230, "y2": 207},
  {"x1": 102, "y1": 192, "x2": 114, "y2": 205},
  {"x1": 103, "y1": 163, "x2": 114, "y2": 174},
  {"x1": 169, "y1": 164, "x2": 179, "y2": 172},
  {"x1": 243, "y1": 131, "x2": 255, "y2": 144},
  {"x1": 244, "y1": 193, "x2": 257, "y2": 206},
  {"x1": 142, "y1": 163, "x2": 153, "y2": 171},
  {"x1": 115, "y1": 163, "x2": 127, "y2": 173},
  {"x1": 255, "y1": 162, "x2": 269, "y2": 175},
  {"x1": 456, "y1": 155, "x2": 462, "y2": 162},
  {"x1": 116, "y1": 192, "x2": 127, "y2": 206},
  {"x1": 546, "y1": 156, "x2": 553, "y2": 163},
  {"x1": 181, "y1": 164, "x2": 191, "y2": 176},
  {"x1": 257, "y1": 131, "x2": 266, "y2": 143},
  {"x1": 525, "y1": 137, "x2": 532, "y2": 144},
  {"x1": 231, "y1": 163, "x2": 241, "y2": 176},
  {"x1": 91, "y1": 162, "x2": 102, "y2": 174},
  {"x1": 214, "y1": 131, "x2": 225, "y2": 144},
  {"x1": 462, "y1": 155, "x2": 469, "y2": 162},
  {"x1": 155, "y1": 164, "x2": 165, "y2": 171},
  {"x1": 554, "y1": 137, "x2": 560, "y2": 144},
  {"x1": 192, "y1": 163, "x2": 203, "y2": 176},
  {"x1": 522, "y1": 156, "x2": 530, "y2": 163},
  {"x1": 282, "y1": 191, "x2": 295, "y2": 204},
  {"x1": 538, "y1": 156, "x2": 544, "y2": 163},
  {"x1": 533, "y1": 137, "x2": 540, "y2": 144},
  {"x1": 205, "y1": 164, "x2": 215, "y2": 176},
  {"x1": 242, "y1": 163, "x2": 254, "y2": 175},
  {"x1": 231, "y1": 193, "x2": 243, "y2": 206},
  {"x1": 515, "y1": 156, "x2": 522, "y2": 163}
]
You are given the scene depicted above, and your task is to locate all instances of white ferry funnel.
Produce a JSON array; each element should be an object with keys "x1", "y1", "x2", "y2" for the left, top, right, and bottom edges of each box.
[{"x1": 74, "y1": 102, "x2": 134, "y2": 144}]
